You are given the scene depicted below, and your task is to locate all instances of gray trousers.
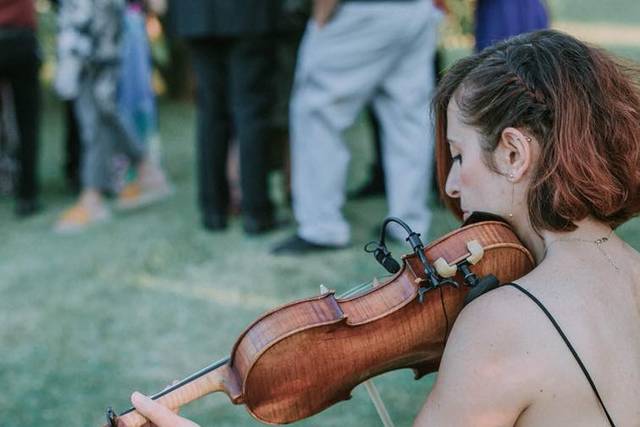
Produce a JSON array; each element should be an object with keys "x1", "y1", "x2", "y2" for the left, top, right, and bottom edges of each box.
[
  {"x1": 75, "y1": 65, "x2": 144, "y2": 190},
  {"x1": 290, "y1": 1, "x2": 442, "y2": 245}
]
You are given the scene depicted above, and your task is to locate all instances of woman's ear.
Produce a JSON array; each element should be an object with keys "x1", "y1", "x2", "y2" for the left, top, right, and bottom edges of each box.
[{"x1": 494, "y1": 127, "x2": 534, "y2": 181}]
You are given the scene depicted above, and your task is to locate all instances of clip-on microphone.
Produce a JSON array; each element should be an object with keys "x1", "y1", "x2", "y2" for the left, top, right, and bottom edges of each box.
[
  {"x1": 372, "y1": 244, "x2": 401, "y2": 274},
  {"x1": 366, "y1": 217, "x2": 456, "y2": 303},
  {"x1": 365, "y1": 239, "x2": 400, "y2": 274}
]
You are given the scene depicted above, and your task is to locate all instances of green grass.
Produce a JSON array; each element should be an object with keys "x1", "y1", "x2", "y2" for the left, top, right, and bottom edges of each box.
[
  {"x1": 4, "y1": 94, "x2": 640, "y2": 427},
  {"x1": 3, "y1": 5, "x2": 640, "y2": 426},
  {"x1": 547, "y1": 0, "x2": 640, "y2": 25},
  {"x1": 0, "y1": 96, "x2": 462, "y2": 427}
]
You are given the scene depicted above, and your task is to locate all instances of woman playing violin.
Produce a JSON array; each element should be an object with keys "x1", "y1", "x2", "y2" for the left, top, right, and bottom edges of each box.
[{"x1": 130, "y1": 30, "x2": 640, "y2": 427}]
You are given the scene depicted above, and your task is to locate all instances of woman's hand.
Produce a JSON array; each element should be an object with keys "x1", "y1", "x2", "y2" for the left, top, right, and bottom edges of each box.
[{"x1": 131, "y1": 392, "x2": 201, "y2": 427}]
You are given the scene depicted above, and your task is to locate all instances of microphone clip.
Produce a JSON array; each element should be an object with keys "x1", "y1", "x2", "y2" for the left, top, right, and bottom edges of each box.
[{"x1": 365, "y1": 240, "x2": 401, "y2": 274}]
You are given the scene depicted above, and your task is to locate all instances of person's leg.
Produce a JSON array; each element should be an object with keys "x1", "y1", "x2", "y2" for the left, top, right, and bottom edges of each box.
[
  {"x1": 270, "y1": 31, "x2": 303, "y2": 176},
  {"x1": 189, "y1": 38, "x2": 232, "y2": 229},
  {"x1": 350, "y1": 105, "x2": 385, "y2": 199},
  {"x1": 54, "y1": 71, "x2": 112, "y2": 233},
  {"x1": 111, "y1": 16, "x2": 173, "y2": 211},
  {"x1": 276, "y1": 4, "x2": 404, "y2": 250},
  {"x1": 96, "y1": 63, "x2": 172, "y2": 209},
  {"x1": 77, "y1": 71, "x2": 115, "y2": 194},
  {"x1": 94, "y1": 65, "x2": 171, "y2": 207},
  {"x1": 228, "y1": 35, "x2": 276, "y2": 233},
  {"x1": 372, "y1": 1, "x2": 441, "y2": 240},
  {"x1": 4, "y1": 31, "x2": 41, "y2": 215},
  {"x1": 63, "y1": 100, "x2": 82, "y2": 193},
  {"x1": 94, "y1": 65, "x2": 145, "y2": 165}
]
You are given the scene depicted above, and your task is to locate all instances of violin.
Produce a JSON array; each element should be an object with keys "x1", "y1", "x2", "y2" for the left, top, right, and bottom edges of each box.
[{"x1": 104, "y1": 213, "x2": 534, "y2": 427}]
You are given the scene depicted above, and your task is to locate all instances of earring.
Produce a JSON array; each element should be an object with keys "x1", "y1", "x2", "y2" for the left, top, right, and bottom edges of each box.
[{"x1": 509, "y1": 173, "x2": 515, "y2": 218}]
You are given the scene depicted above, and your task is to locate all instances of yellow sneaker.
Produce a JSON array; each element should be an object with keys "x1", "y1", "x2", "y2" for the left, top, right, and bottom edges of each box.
[
  {"x1": 54, "y1": 202, "x2": 111, "y2": 234},
  {"x1": 116, "y1": 177, "x2": 173, "y2": 211}
]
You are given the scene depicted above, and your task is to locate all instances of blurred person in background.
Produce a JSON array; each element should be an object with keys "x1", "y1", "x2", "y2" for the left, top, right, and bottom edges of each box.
[
  {"x1": 475, "y1": 0, "x2": 549, "y2": 51},
  {"x1": 272, "y1": 0, "x2": 443, "y2": 255},
  {"x1": 51, "y1": 0, "x2": 83, "y2": 194},
  {"x1": 166, "y1": 0, "x2": 282, "y2": 235},
  {"x1": 54, "y1": 0, "x2": 171, "y2": 233},
  {"x1": 0, "y1": 0, "x2": 42, "y2": 217},
  {"x1": 115, "y1": 0, "x2": 174, "y2": 208},
  {"x1": 61, "y1": 99, "x2": 82, "y2": 193},
  {"x1": 349, "y1": 1, "x2": 448, "y2": 202}
]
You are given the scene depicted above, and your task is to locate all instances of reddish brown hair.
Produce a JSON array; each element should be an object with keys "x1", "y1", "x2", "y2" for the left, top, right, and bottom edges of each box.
[{"x1": 433, "y1": 30, "x2": 640, "y2": 231}]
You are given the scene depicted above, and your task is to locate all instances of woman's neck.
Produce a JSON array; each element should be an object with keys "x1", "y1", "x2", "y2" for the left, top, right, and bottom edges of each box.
[{"x1": 512, "y1": 217, "x2": 615, "y2": 265}]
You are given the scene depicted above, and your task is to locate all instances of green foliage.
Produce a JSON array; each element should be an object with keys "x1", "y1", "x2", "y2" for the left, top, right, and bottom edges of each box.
[{"x1": 445, "y1": 0, "x2": 476, "y2": 35}]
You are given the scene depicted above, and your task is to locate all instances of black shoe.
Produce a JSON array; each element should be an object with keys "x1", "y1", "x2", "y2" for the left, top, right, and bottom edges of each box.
[
  {"x1": 202, "y1": 213, "x2": 227, "y2": 232},
  {"x1": 271, "y1": 234, "x2": 346, "y2": 255},
  {"x1": 15, "y1": 199, "x2": 42, "y2": 218},
  {"x1": 243, "y1": 215, "x2": 275, "y2": 235}
]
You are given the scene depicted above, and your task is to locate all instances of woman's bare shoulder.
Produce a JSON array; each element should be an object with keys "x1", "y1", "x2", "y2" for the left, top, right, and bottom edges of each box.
[
  {"x1": 415, "y1": 280, "x2": 549, "y2": 426},
  {"x1": 435, "y1": 284, "x2": 539, "y2": 397},
  {"x1": 447, "y1": 279, "x2": 540, "y2": 357},
  {"x1": 440, "y1": 263, "x2": 576, "y2": 385}
]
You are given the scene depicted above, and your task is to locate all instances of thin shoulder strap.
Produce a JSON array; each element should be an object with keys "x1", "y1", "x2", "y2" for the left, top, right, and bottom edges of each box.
[{"x1": 505, "y1": 283, "x2": 616, "y2": 427}]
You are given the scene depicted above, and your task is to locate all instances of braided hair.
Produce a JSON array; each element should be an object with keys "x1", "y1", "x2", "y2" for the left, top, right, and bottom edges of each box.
[{"x1": 433, "y1": 30, "x2": 640, "y2": 232}]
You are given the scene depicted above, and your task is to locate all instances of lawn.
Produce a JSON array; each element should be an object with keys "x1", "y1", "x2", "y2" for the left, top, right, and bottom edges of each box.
[
  {"x1": 2, "y1": 4, "x2": 640, "y2": 427},
  {"x1": 1, "y1": 96, "x2": 462, "y2": 426}
]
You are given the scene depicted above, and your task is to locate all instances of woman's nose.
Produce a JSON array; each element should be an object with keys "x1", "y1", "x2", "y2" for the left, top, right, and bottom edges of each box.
[{"x1": 445, "y1": 168, "x2": 460, "y2": 199}]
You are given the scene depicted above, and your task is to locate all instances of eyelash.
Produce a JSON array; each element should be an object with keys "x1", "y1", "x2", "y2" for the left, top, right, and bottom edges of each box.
[{"x1": 452, "y1": 154, "x2": 462, "y2": 164}]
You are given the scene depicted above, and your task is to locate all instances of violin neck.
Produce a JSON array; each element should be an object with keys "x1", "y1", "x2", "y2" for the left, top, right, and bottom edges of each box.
[{"x1": 107, "y1": 358, "x2": 240, "y2": 427}]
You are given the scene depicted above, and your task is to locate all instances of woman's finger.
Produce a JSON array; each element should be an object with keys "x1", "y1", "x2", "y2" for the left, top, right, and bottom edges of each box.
[
  {"x1": 131, "y1": 392, "x2": 198, "y2": 427},
  {"x1": 137, "y1": 380, "x2": 181, "y2": 426}
]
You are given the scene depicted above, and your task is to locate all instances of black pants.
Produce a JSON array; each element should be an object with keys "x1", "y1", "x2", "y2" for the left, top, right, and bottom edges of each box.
[
  {"x1": 63, "y1": 99, "x2": 81, "y2": 192},
  {"x1": 189, "y1": 36, "x2": 275, "y2": 220},
  {"x1": 0, "y1": 28, "x2": 41, "y2": 202}
]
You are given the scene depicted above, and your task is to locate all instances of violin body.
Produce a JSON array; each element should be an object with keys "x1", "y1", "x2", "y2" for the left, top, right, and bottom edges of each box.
[{"x1": 108, "y1": 219, "x2": 534, "y2": 426}]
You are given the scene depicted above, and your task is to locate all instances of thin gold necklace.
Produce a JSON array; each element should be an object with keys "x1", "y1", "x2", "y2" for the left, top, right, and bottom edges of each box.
[{"x1": 544, "y1": 230, "x2": 620, "y2": 272}]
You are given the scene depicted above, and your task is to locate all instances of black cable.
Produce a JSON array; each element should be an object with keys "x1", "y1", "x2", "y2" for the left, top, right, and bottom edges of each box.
[
  {"x1": 368, "y1": 217, "x2": 444, "y2": 289},
  {"x1": 439, "y1": 287, "x2": 450, "y2": 344}
]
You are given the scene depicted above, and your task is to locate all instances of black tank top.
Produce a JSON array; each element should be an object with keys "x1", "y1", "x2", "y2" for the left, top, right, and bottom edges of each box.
[{"x1": 506, "y1": 283, "x2": 616, "y2": 427}]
